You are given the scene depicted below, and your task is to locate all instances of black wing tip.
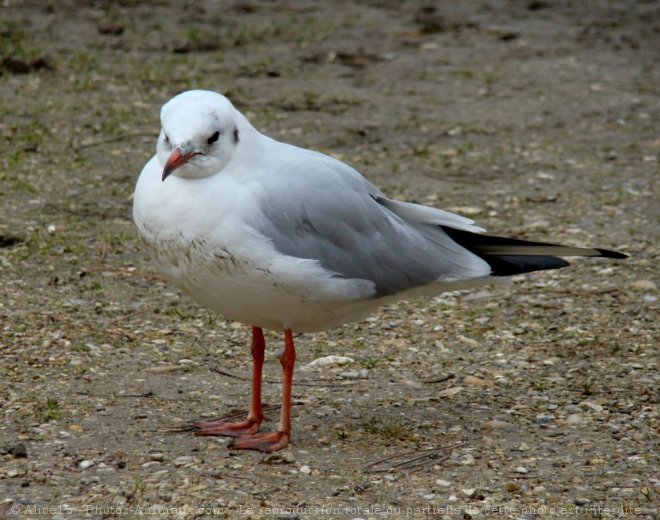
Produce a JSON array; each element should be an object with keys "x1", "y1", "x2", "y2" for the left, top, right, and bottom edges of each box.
[
  {"x1": 595, "y1": 248, "x2": 628, "y2": 260},
  {"x1": 487, "y1": 255, "x2": 569, "y2": 276}
]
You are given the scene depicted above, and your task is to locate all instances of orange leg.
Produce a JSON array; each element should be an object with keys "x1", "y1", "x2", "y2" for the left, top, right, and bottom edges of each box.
[
  {"x1": 231, "y1": 329, "x2": 296, "y2": 452},
  {"x1": 194, "y1": 326, "x2": 266, "y2": 437}
]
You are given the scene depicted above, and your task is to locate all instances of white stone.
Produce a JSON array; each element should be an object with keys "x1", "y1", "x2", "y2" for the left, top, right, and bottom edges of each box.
[
  {"x1": 566, "y1": 413, "x2": 584, "y2": 425},
  {"x1": 174, "y1": 456, "x2": 194, "y2": 466},
  {"x1": 304, "y1": 355, "x2": 354, "y2": 369}
]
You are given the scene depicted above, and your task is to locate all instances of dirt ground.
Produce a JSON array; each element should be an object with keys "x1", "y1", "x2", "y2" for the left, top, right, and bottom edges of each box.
[{"x1": 0, "y1": 1, "x2": 658, "y2": 519}]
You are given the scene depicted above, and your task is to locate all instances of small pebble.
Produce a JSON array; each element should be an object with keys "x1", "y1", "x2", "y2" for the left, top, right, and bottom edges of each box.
[
  {"x1": 149, "y1": 452, "x2": 165, "y2": 462},
  {"x1": 455, "y1": 453, "x2": 475, "y2": 465},
  {"x1": 464, "y1": 375, "x2": 492, "y2": 387},
  {"x1": 456, "y1": 206, "x2": 482, "y2": 216},
  {"x1": 439, "y1": 386, "x2": 463, "y2": 397},
  {"x1": 436, "y1": 479, "x2": 451, "y2": 487},
  {"x1": 631, "y1": 280, "x2": 656, "y2": 292},
  {"x1": 574, "y1": 497, "x2": 590, "y2": 506},
  {"x1": 299, "y1": 465, "x2": 311, "y2": 475},
  {"x1": 515, "y1": 466, "x2": 529, "y2": 474},
  {"x1": 566, "y1": 413, "x2": 584, "y2": 425},
  {"x1": 173, "y1": 456, "x2": 194, "y2": 466},
  {"x1": 457, "y1": 335, "x2": 479, "y2": 347},
  {"x1": 506, "y1": 482, "x2": 519, "y2": 492},
  {"x1": 482, "y1": 419, "x2": 511, "y2": 430},
  {"x1": 581, "y1": 401, "x2": 604, "y2": 413},
  {"x1": 79, "y1": 460, "x2": 95, "y2": 470},
  {"x1": 305, "y1": 355, "x2": 354, "y2": 369},
  {"x1": 261, "y1": 452, "x2": 294, "y2": 464},
  {"x1": 339, "y1": 369, "x2": 368, "y2": 379}
]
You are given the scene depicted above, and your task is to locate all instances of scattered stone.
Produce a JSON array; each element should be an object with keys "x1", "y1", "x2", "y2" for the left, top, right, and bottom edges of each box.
[
  {"x1": 462, "y1": 488, "x2": 477, "y2": 497},
  {"x1": 574, "y1": 497, "x2": 590, "y2": 506},
  {"x1": 449, "y1": 206, "x2": 483, "y2": 217},
  {"x1": 149, "y1": 452, "x2": 165, "y2": 462},
  {"x1": 581, "y1": 401, "x2": 604, "y2": 413},
  {"x1": 7, "y1": 469, "x2": 19, "y2": 477},
  {"x1": 631, "y1": 280, "x2": 656, "y2": 292},
  {"x1": 535, "y1": 414, "x2": 554, "y2": 425},
  {"x1": 11, "y1": 444, "x2": 27, "y2": 458},
  {"x1": 482, "y1": 419, "x2": 511, "y2": 430},
  {"x1": 439, "y1": 386, "x2": 464, "y2": 397},
  {"x1": 173, "y1": 456, "x2": 194, "y2": 467},
  {"x1": 304, "y1": 355, "x2": 354, "y2": 369},
  {"x1": 457, "y1": 335, "x2": 479, "y2": 347},
  {"x1": 452, "y1": 453, "x2": 475, "y2": 465},
  {"x1": 609, "y1": 486, "x2": 636, "y2": 496},
  {"x1": 436, "y1": 479, "x2": 451, "y2": 487},
  {"x1": 261, "y1": 452, "x2": 294, "y2": 465},
  {"x1": 79, "y1": 460, "x2": 95, "y2": 470},
  {"x1": 339, "y1": 369, "x2": 368, "y2": 379},
  {"x1": 515, "y1": 466, "x2": 529, "y2": 474},
  {"x1": 464, "y1": 375, "x2": 492, "y2": 387},
  {"x1": 566, "y1": 413, "x2": 584, "y2": 425},
  {"x1": 299, "y1": 464, "x2": 311, "y2": 474},
  {"x1": 506, "y1": 482, "x2": 520, "y2": 492}
]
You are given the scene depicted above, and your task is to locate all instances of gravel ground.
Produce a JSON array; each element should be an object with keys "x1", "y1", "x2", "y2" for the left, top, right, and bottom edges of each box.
[{"x1": 0, "y1": 1, "x2": 658, "y2": 519}]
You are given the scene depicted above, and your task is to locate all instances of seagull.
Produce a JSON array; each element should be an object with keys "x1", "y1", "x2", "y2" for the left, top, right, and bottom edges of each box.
[{"x1": 133, "y1": 90, "x2": 627, "y2": 452}]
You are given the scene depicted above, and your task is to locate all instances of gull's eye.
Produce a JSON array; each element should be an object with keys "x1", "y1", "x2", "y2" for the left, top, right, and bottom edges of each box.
[
  {"x1": 163, "y1": 134, "x2": 170, "y2": 145},
  {"x1": 207, "y1": 131, "x2": 221, "y2": 145}
]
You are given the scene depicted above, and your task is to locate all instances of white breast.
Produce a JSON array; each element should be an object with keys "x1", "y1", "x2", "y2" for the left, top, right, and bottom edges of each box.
[{"x1": 133, "y1": 156, "x2": 377, "y2": 332}]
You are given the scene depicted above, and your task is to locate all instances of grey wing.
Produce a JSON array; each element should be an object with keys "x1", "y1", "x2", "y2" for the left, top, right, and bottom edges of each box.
[{"x1": 253, "y1": 151, "x2": 490, "y2": 296}]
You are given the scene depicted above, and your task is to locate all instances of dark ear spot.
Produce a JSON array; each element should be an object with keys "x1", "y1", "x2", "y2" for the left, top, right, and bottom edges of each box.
[{"x1": 233, "y1": 127, "x2": 239, "y2": 145}]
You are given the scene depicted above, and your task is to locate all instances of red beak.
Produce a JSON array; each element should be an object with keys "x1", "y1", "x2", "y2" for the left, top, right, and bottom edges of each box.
[{"x1": 162, "y1": 148, "x2": 196, "y2": 181}]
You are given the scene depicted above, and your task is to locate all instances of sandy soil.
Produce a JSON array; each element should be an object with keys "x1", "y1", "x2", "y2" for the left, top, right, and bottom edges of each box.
[{"x1": 0, "y1": 1, "x2": 658, "y2": 519}]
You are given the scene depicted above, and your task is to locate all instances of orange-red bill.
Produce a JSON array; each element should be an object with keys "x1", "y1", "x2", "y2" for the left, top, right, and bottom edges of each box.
[{"x1": 162, "y1": 148, "x2": 196, "y2": 181}]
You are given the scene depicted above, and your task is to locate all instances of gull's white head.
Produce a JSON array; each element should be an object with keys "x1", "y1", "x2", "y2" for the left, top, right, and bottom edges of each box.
[{"x1": 158, "y1": 90, "x2": 244, "y2": 181}]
